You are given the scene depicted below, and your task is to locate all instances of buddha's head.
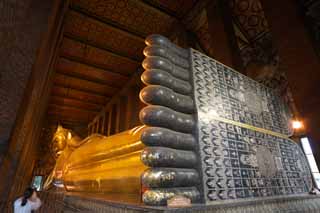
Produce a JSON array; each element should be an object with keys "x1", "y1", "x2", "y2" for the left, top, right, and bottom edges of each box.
[{"x1": 52, "y1": 125, "x2": 82, "y2": 158}]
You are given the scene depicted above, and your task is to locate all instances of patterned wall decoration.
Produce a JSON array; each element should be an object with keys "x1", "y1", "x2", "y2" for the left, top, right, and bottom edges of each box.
[
  {"x1": 229, "y1": 0, "x2": 278, "y2": 68},
  {"x1": 228, "y1": 0, "x2": 295, "y2": 121},
  {"x1": 193, "y1": 10, "x2": 215, "y2": 57},
  {"x1": 298, "y1": 0, "x2": 320, "y2": 57},
  {"x1": 181, "y1": 5, "x2": 215, "y2": 58},
  {"x1": 33, "y1": 124, "x2": 57, "y2": 176},
  {"x1": 0, "y1": 0, "x2": 53, "y2": 151},
  {"x1": 191, "y1": 50, "x2": 292, "y2": 135},
  {"x1": 190, "y1": 49, "x2": 312, "y2": 204}
]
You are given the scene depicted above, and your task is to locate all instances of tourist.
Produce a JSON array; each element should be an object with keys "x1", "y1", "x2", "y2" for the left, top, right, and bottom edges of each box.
[{"x1": 13, "y1": 187, "x2": 42, "y2": 213}]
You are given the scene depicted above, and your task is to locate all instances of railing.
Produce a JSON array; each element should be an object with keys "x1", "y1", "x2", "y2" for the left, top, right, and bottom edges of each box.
[{"x1": 37, "y1": 191, "x2": 65, "y2": 213}]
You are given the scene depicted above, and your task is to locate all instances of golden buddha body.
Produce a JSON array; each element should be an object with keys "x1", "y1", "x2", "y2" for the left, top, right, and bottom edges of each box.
[{"x1": 44, "y1": 125, "x2": 147, "y2": 200}]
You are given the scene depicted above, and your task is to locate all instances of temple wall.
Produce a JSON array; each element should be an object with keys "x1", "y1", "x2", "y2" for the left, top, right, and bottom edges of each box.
[
  {"x1": 0, "y1": 0, "x2": 52, "y2": 162},
  {"x1": 0, "y1": 0, "x2": 67, "y2": 210},
  {"x1": 1, "y1": 0, "x2": 319, "y2": 210},
  {"x1": 206, "y1": 1, "x2": 242, "y2": 70},
  {"x1": 260, "y1": 0, "x2": 320, "y2": 161}
]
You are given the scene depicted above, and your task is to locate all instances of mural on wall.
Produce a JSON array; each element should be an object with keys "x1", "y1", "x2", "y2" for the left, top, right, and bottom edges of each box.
[
  {"x1": 298, "y1": 0, "x2": 320, "y2": 57},
  {"x1": 229, "y1": 0, "x2": 277, "y2": 67},
  {"x1": 228, "y1": 0, "x2": 296, "y2": 118},
  {"x1": 173, "y1": 0, "x2": 215, "y2": 58},
  {"x1": 192, "y1": 9, "x2": 214, "y2": 57}
]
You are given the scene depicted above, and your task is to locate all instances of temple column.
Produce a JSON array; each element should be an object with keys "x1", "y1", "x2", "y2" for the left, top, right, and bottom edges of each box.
[{"x1": 206, "y1": 0, "x2": 243, "y2": 70}]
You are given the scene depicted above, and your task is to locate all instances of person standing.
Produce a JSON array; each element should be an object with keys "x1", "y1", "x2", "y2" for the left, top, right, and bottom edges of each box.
[{"x1": 13, "y1": 187, "x2": 42, "y2": 213}]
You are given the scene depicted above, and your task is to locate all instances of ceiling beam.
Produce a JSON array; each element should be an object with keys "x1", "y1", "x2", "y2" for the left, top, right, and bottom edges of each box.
[
  {"x1": 54, "y1": 69, "x2": 117, "y2": 88},
  {"x1": 51, "y1": 85, "x2": 110, "y2": 105},
  {"x1": 48, "y1": 106, "x2": 96, "y2": 123},
  {"x1": 47, "y1": 115, "x2": 90, "y2": 125},
  {"x1": 57, "y1": 57, "x2": 129, "y2": 88},
  {"x1": 69, "y1": 5, "x2": 146, "y2": 41},
  {"x1": 50, "y1": 96, "x2": 102, "y2": 112},
  {"x1": 62, "y1": 36, "x2": 140, "y2": 65},
  {"x1": 63, "y1": 33, "x2": 141, "y2": 63},
  {"x1": 48, "y1": 103, "x2": 97, "y2": 116},
  {"x1": 47, "y1": 113, "x2": 91, "y2": 123},
  {"x1": 59, "y1": 55, "x2": 130, "y2": 78},
  {"x1": 48, "y1": 119, "x2": 88, "y2": 125},
  {"x1": 54, "y1": 72, "x2": 119, "y2": 96},
  {"x1": 54, "y1": 69, "x2": 122, "y2": 92},
  {"x1": 60, "y1": 51, "x2": 135, "y2": 77},
  {"x1": 139, "y1": 0, "x2": 180, "y2": 19}
]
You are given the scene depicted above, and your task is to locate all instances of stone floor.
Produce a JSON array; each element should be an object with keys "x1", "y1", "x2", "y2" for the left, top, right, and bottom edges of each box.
[
  {"x1": 33, "y1": 192, "x2": 320, "y2": 213},
  {"x1": 3, "y1": 191, "x2": 318, "y2": 212}
]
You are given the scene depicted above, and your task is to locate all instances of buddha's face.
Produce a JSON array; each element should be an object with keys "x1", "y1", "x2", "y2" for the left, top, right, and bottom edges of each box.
[{"x1": 52, "y1": 126, "x2": 69, "y2": 158}]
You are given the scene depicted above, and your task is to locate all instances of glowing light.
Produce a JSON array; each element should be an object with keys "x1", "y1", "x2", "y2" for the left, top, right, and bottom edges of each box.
[
  {"x1": 67, "y1": 132, "x2": 72, "y2": 140},
  {"x1": 301, "y1": 137, "x2": 313, "y2": 154},
  {"x1": 300, "y1": 137, "x2": 320, "y2": 189},
  {"x1": 292, "y1": 120, "x2": 303, "y2": 129}
]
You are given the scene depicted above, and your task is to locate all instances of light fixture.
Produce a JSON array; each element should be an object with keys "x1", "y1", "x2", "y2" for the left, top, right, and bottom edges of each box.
[{"x1": 292, "y1": 120, "x2": 303, "y2": 129}]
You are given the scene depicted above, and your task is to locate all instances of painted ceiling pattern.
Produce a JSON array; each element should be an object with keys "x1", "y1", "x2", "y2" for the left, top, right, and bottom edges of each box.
[
  {"x1": 70, "y1": 0, "x2": 176, "y2": 36},
  {"x1": 49, "y1": 0, "x2": 200, "y2": 126},
  {"x1": 64, "y1": 10, "x2": 145, "y2": 61}
]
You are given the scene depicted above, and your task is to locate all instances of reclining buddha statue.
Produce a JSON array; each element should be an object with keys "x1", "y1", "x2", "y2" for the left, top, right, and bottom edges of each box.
[
  {"x1": 44, "y1": 34, "x2": 314, "y2": 207},
  {"x1": 44, "y1": 125, "x2": 148, "y2": 196}
]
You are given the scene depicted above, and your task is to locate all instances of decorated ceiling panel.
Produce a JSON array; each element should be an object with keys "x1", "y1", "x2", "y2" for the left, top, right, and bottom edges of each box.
[
  {"x1": 49, "y1": 0, "x2": 213, "y2": 126},
  {"x1": 70, "y1": 0, "x2": 176, "y2": 36},
  {"x1": 60, "y1": 37, "x2": 139, "y2": 76},
  {"x1": 64, "y1": 10, "x2": 145, "y2": 61}
]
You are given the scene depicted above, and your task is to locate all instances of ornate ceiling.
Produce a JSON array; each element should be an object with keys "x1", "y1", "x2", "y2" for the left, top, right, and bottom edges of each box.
[{"x1": 48, "y1": 0, "x2": 212, "y2": 127}]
